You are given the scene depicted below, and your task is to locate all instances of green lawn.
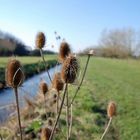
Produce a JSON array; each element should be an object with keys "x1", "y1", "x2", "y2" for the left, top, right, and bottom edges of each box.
[
  {"x1": 0, "y1": 56, "x2": 140, "y2": 140},
  {"x1": 67, "y1": 57, "x2": 140, "y2": 140},
  {"x1": 0, "y1": 55, "x2": 57, "y2": 68}
]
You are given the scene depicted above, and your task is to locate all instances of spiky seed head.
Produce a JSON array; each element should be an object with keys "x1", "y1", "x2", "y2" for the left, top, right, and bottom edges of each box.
[
  {"x1": 52, "y1": 72, "x2": 64, "y2": 92},
  {"x1": 89, "y1": 49, "x2": 95, "y2": 55},
  {"x1": 41, "y1": 127, "x2": 51, "y2": 140},
  {"x1": 53, "y1": 99, "x2": 57, "y2": 104},
  {"x1": 39, "y1": 81, "x2": 48, "y2": 96},
  {"x1": 5, "y1": 59, "x2": 24, "y2": 88},
  {"x1": 36, "y1": 32, "x2": 46, "y2": 49},
  {"x1": 59, "y1": 42, "x2": 71, "y2": 62},
  {"x1": 107, "y1": 101, "x2": 116, "y2": 118},
  {"x1": 53, "y1": 94, "x2": 57, "y2": 99},
  {"x1": 48, "y1": 118, "x2": 53, "y2": 126},
  {"x1": 61, "y1": 54, "x2": 79, "y2": 83}
]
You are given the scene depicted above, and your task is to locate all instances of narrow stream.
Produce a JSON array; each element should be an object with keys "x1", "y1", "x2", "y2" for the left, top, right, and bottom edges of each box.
[{"x1": 0, "y1": 64, "x2": 61, "y2": 123}]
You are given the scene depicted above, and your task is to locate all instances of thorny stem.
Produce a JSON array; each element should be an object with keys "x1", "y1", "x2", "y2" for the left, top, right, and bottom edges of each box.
[
  {"x1": 39, "y1": 49, "x2": 52, "y2": 83},
  {"x1": 66, "y1": 87, "x2": 69, "y2": 140},
  {"x1": 69, "y1": 54, "x2": 91, "y2": 107},
  {"x1": 69, "y1": 104, "x2": 73, "y2": 138},
  {"x1": 14, "y1": 88, "x2": 23, "y2": 140},
  {"x1": 57, "y1": 92, "x2": 60, "y2": 114},
  {"x1": 44, "y1": 95, "x2": 46, "y2": 114},
  {"x1": 49, "y1": 83, "x2": 68, "y2": 140},
  {"x1": 100, "y1": 117, "x2": 112, "y2": 140}
]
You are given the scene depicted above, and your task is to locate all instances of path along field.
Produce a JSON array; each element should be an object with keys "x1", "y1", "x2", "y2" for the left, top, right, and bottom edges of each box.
[{"x1": 0, "y1": 56, "x2": 140, "y2": 140}]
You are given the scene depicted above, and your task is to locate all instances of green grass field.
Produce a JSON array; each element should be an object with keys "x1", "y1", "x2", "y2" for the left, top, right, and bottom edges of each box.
[
  {"x1": 0, "y1": 56, "x2": 140, "y2": 140},
  {"x1": 67, "y1": 56, "x2": 140, "y2": 140},
  {"x1": 0, "y1": 55, "x2": 56, "y2": 68}
]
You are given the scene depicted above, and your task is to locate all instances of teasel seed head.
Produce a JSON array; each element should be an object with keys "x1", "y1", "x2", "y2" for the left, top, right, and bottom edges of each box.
[
  {"x1": 36, "y1": 32, "x2": 46, "y2": 49},
  {"x1": 5, "y1": 58, "x2": 24, "y2": 88},
  {"x1": 61, "y1": 54, "x2": 79, "y2": 83},
  {"x1": 107, "y1": 101, "x2": 116, "y2": 118},
  {"x1": 59, "y1": 42, "x2": 71, "y2": 62},
  {"x1": 52, "y1": 72, "x2": 64, "y2": 92},
  {"x1": 53, "y1": 94, "x2": 57, "y2": 99},
  {"x1": 89, "y1": 49, "x2": 95, "y2": 55},
  {"x1": 48, "y1": 118, "x2": 53, "y2": 126},
  {"x1": 39, "y1": 81, "x2": 48, "y2": 96},
  {"x1": 41, "y1": 127, "x2": 51, "y2": 140}
]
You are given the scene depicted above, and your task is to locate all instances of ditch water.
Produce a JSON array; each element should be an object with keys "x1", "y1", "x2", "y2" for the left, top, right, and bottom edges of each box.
[{"x1": 0, "y1": 64, "x2": 61, "y2": 124}]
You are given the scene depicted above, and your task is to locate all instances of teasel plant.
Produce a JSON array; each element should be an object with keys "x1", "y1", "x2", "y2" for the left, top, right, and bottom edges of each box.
[
  {"x1": 49, "y1": 43, "x2": 94, "y2": 140},
  {"x1": 100, "y1": 101, "x2": 117, "y2": 140},
  {"x1": 39, "y1": 81, "x2": 49, "y2": 114},
  {"x1": 68, "y1": 49, "x2": 94, "y2": 107},
  {"x1": 5, "y1": 58, "x2": 24, "y2": 140},
  {"x1": 35, "y1": 32, "x2": 52, "y2": 83}
]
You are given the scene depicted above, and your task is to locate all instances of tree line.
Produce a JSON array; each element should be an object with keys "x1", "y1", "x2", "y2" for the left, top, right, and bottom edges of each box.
[{"x1": 0, "y1": 30, "x2": 55, "y2": 56}]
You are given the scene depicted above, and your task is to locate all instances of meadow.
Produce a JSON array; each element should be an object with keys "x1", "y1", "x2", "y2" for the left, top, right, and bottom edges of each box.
[
  {"x1": 0, "y1": 56, "x2": 140, "y2": 140},
  {"x1": 0, "y1": 55, "x2": 56, "y2": 68},
  {"x1": 68, "y1": 56, "x2": 140, "y2": 140}
]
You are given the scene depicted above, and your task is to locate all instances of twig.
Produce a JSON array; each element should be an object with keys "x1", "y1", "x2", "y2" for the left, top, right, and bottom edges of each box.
[
  {"x1": 69, "y1": 104, "x2": 73, "y2": 138},
  {"x1": 56, "y1": 92, "x2": 60, "y2": 114},
  {"x1": 49, "y1": 83, "x2": 68, "y2": 140},
  {"x1": 100, "y1": 117, "x2": 112, "y2": 140},
  {"x1": 69, "y1": 54, "x2": 91, "y2": 107},
  {"x1": 14, "y1": 88, "x2": 23, "y2": 140},
  {"x1": 66, "y1": 87, "x2": 69, "y2": 140},
  {"x1": 44, "y1": 96, "x2": 46, "y2": 114},
  {"x1": 39, "y1": 48, "x2": 52, "y2": 83}
]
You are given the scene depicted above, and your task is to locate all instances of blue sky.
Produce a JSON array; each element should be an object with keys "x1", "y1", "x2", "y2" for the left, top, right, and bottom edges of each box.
[{"x1": 0, "y1": 0, "x2": 140, "y2": 52}]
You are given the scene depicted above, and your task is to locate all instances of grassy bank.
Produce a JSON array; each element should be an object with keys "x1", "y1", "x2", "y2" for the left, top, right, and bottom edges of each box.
[
  {"x1": 0, "y1": 57, "x2": 140, "y2": 140},
  {"x1": 68, "y1": 57, "x2": 140, "y2": 140},
  {"x1": 0, "y1": 55, "x2": 57, "y2": 89}
]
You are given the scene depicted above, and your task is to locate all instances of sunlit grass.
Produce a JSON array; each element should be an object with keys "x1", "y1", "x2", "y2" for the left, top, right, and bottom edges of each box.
[{"x1": 0, "y1": 55, "x2": 57, "y2": 67}]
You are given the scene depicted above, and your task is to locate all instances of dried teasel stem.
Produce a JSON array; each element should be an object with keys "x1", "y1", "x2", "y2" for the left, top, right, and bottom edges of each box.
[
  {"x1": 14, "y1": 87, "x2": 23, "y2": 140},
  {"x1": 49, "y1": 83, "x2": 68, "y2": 140},
  {"x1": 100, "y1": 117, "x2": 112, "y2": 140},
  {"x1": 56, "y1": 92, "x2": 60, "y2": 114},
  {"x1": 100, "y1": 102, "x2": 116, "y2": 140},
  {"x1": 35, "y1": 32, "x2": 52, "y2": 83},
  {"x1": 5, "y1": 59, "x2": 24, "y2": 140},
  {"x1": 66, "y1": 88, "x2": 69, "y2": 140},
  {"x1": 69, "y1": 53, "x2": 91, "y2": 106},
  {"x1": 39, "y1": 49, "x2": 52, "y2": 83},
  {"x1": 69, "y1": 104, "x2": 73, "y2": 138}
]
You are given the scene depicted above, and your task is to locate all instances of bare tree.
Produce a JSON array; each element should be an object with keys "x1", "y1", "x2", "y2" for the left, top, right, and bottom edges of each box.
[{"x1": 99, "y1": 28, "x2": 136, "y2": 58}]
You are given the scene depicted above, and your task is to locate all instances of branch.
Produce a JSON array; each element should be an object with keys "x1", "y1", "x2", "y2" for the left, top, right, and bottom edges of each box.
[
  {"x1": 49, "y1": 83, "x2": 68, "y2": 140},
  {"x1": 40, "y1": 49, "x2": 52, "y2": 83},
  {"x1": 100, "y1": 117, "x2": 112, "y2": 140}
]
